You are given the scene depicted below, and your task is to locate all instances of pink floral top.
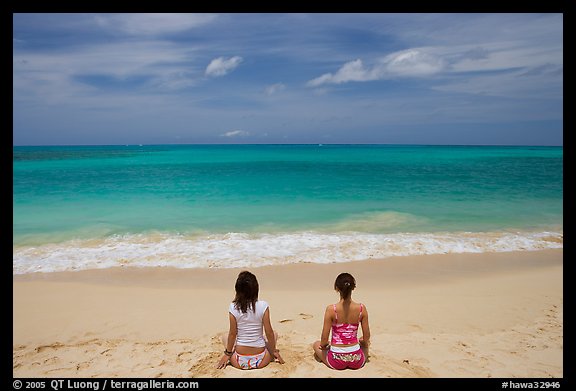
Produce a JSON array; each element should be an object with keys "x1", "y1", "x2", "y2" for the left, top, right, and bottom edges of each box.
[{"x1": 331, "y1": 303, "x2": 363, "y2": 345}]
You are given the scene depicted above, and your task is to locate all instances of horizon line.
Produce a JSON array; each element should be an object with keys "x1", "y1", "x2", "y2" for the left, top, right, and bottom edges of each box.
[{"x1": 12, "y1": 142, "x2": 564, "y2": 148}]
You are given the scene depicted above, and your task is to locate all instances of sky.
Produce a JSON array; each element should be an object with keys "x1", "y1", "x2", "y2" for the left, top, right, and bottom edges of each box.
[{"x1": 13, "y1": 13, "x2": 563, "y2": 146}]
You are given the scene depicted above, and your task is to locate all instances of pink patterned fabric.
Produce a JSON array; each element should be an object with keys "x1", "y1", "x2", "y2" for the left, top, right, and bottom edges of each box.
[
  {"x1": 330, "y1": 303, "x2": 363, "y2": 345},
  {"x1": 327, "y1": 347, "x2": 366, "y2": 370}
]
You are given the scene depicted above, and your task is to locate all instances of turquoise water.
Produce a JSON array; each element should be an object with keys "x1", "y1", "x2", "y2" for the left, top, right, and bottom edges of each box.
[{"x1": 13, "y1": 144, "x2": 563, "y2": 273}]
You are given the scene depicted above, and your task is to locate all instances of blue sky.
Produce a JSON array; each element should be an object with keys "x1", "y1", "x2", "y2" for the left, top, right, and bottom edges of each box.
[{"x1": 13, "y1": 13, "x2": 563, "y2": 146}]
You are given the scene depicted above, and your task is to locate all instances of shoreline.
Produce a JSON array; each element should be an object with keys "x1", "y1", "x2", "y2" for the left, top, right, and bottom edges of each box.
[
  {"x1": 13, "y1": 248, "x2": 563, "y2": 289},
  {"x1": 14, "y1": 249, "x2": 563, "y2": 378},
  {"x1": 13, "y1": 229, "x2": 563, "y2": 274}
]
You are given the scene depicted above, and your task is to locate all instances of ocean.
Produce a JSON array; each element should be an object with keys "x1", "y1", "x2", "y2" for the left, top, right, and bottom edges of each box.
[{"x1": 13, "y1": 144, "x2": 563, "y2": 274}]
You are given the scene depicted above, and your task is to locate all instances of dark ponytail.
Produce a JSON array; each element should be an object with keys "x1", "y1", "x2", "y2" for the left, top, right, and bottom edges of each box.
[{"x1": 334, "y1": 272, "x2": 356, "y2": 299}]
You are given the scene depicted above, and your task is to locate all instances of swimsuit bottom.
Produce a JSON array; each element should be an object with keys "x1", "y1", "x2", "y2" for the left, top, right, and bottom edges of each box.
[
  {"x1": 327, "y1": 344, "x2": 366, "y2": 370},
  {"x1": 234, "y1": 350, "x2": 266, "y2": 370}
]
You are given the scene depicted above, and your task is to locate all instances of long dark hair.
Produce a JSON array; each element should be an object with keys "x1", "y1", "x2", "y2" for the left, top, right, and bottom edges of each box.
[
  {"x1": 233, "y1": 271, "x2": 259, "y2": 313},
  {"x1": 334, "y1": 272, "x2": 356, "y2": 300}
]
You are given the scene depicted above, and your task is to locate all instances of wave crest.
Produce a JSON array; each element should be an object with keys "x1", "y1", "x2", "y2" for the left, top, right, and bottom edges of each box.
[{"x1": 13, "y1": 230, "x2": 563, "y2": 274}]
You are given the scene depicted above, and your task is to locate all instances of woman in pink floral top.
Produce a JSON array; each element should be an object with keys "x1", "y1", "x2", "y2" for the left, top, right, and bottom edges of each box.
[{"x1": 312, "y1": 272, "x2": 371, "y2": 369}]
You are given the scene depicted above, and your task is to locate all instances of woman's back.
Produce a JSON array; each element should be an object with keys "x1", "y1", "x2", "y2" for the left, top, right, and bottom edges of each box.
[
  {"x1": 313, "y1": 272, "x2": 370, "y2": 370},
  {"x1": 331, "y1": 301, "x2": 363, "y2": 346},
  {"x1": 332, "y1": 301, "x2": 363, "y2": 325},
  {"x1": 229, "y1": 300, "x2": 268, "y2": 348},
  {"x1": 217, "y1": 271, "x2": 284, "y2": 370}
]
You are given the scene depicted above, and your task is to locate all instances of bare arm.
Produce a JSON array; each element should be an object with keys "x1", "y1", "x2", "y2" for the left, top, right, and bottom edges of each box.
[
  {"x1": 263, "y1": 307, "x2": 284, "y2": 364},
  {"x1": 226, "y1": 313, "x2": 238, "y2": 352},
  {"x1": 320, "y1": 305, "x2": 332, "y2": 348},
  {"x1": 216, "y1": 313, "x2": 237, "y2": 369},
  {"x1": 360, "y1": 305, "x2": 371, "y2": 346},
  {"x1": 262, "y1": 308, "x2": 276, "y2": 350}
]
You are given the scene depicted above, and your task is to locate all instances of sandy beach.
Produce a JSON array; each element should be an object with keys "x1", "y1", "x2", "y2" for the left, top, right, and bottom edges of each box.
[{"x1": 13, "y1": 249, "x2": 563, "y2": 378}]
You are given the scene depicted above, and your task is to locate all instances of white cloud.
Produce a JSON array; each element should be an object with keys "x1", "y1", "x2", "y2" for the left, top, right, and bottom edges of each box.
[
  {"x1": 221, "y1": 130, "x2": 250, "y2": 137},
  {"x1": 307, "y1": 59, "x2": 373, "y2": 87},
  {"x1": 264, "y1": 83, "x2": 286, "y2": 95},
  {"x1": 383, "y1": 49, "x2": 445, "y2": 76},
  {"x1": 94, "y1": 13, "x2": 216, "y2": 36},
  {"x1": 307, "y1": 49, "x2": 445, "y2": 87},
  {"x1": 205, "y1": 56, "x2": 243, "y2": 77}
]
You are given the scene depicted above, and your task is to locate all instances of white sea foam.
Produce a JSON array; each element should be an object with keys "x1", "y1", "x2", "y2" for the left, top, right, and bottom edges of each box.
[{"x1": 12, "y1": 230, "x2": 563, "y2": 274}]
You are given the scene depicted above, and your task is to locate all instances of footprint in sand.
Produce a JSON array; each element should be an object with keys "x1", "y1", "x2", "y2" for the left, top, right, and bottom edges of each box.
[
  {"x1": 35, "y1": 343, "x2": 65, "y2": 353},
  {"x1": 45, "y1": 366, "x2": 70, "y2": 373},
  {"x1": 76, "y1": 362, "x2": 91, "y2": 371},
  {"x1": 279, "y1": 313, "x2": 313, "y2": 323},
  {"x1": 43, "y1": 357, "x2": 60, "y2": 365},
  {"x1": 177, "y1": 351, "x2": 193, "y2": 363}
]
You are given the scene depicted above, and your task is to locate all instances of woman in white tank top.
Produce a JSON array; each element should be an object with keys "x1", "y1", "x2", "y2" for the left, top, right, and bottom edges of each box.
[{"x1": 216, "y1": 271, "x2": 285, "y2": 370}]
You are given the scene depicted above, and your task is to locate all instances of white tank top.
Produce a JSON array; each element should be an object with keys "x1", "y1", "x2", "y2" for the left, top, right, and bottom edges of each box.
[{"x1": 229, "y1": 300, "x2": 269, "y2": 348}]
